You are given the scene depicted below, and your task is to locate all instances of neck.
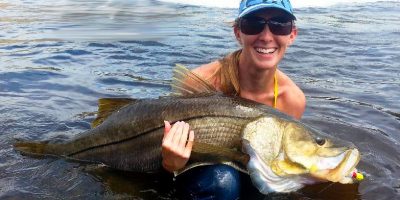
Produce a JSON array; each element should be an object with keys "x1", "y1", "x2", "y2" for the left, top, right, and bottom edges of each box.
[{"x1": 238, "y1": 55, "x2": 277, "y2": 96}]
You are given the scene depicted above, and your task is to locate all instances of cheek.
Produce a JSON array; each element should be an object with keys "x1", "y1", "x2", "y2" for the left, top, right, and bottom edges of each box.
[
  {"x1": 240, "y1": 35, "x2": 258, "y2": 47},
  {"x1": 276, "y1": 36, "x2": 290, "y2": 46},
  {"x1": 276, "y1": 37, "x2": 292, "y2": 52},
  {"x1": 282, "y1": 33, "x2": 296, "y2": 46},
  {"x1": 236, "y1": 37, "x2": 243, "y2": 46}
]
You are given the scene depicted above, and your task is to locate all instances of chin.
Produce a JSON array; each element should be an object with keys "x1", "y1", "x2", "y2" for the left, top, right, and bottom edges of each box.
[
  {"x1": 253, "y1": 54, "x2": 279, "y2": 69},
  {"x1": 254, "y1": 60, "x2": 278, "y2": 70}
]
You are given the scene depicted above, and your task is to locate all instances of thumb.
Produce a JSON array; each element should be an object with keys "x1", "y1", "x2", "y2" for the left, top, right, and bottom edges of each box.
[{"x1": 164, "y1": 121, "x2": 171, "y2": 136}]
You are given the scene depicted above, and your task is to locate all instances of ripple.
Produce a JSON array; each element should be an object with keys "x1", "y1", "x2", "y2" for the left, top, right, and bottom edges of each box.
[
  {"x1": 107, "y1": 55, "x2": 143, "y2": 61},
  {"x1": 0, "y1": 39, "x2": 62, "y2": 45},
  {"x1": 1, "y1": 44, "x2": 29, "y2": 50},
  {"x1": 98, "y1": 77, "x2": 169, "y2": 89},
  {"x1": 88, "y1": 42, "x2": 118, "y2": 48},
  {"x1": 9, "y1": 51, "x2": 42, "y2": 57},
  {"x1": 197, "y1": 34, "x2": 224, "y2": 39},
  {"x1": 120, "y1": 40, "x2": 169, "y2": 47},
  {"x1": 63, "y1": 49, "x2": 92, "y2": 56}
]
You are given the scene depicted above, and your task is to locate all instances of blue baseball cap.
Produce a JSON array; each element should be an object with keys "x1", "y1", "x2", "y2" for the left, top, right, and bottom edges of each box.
[{"x1": 238, "y1": 0, "x2": 296, "y2": 20}]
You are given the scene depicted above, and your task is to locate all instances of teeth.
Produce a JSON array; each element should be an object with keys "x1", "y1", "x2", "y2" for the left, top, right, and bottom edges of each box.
[{"x1": 256, "y1": 48, "x2": 276, "y2": 54}]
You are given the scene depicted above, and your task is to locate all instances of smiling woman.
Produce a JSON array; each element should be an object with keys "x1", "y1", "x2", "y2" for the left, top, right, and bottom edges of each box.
[{"x1": 161, "y1": 0, "x2": 307, "y2": 199}]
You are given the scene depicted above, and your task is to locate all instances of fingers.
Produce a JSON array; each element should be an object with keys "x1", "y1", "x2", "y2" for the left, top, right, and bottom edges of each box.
[
  {"x1": 164, "y1": 121, "x2": 191, "y2": 148},
  {"x1": 178, "y1": 122, "x2": 190, "y2": 148},
  {"x1": 184, "y1": 130, "x2": 194, "y2": 158},
  {"x1": 162, "y1": 120, "x2": 194, "y2": 151},
  {"x1": 163, "y1": 121, "x2": 179, "y2": 143},
  {"x1": 172, "y1": 121, "x2": 184, "y2": 145},
  {"x1": 163, "y1": 121, "x2": 171, "y2": 136}
]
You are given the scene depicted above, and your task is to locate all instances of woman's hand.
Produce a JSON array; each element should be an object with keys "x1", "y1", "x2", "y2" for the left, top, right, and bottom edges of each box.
[{"x1": 161, "y1": 121, "x2": 194, "y2": 173}]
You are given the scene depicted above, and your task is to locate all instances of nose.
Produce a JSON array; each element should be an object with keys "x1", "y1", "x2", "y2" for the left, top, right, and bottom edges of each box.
[{"x1": 258, "y1": 24, "x2": 274, "y2": 41}]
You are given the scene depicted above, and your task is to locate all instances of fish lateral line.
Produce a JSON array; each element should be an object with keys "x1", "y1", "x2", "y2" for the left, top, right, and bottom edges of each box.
[{"x1": 68, "y1": 114, "x2": 256, "y2": 157}]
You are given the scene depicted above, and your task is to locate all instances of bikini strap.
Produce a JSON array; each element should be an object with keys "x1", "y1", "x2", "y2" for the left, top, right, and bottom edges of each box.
[{"x1": 273, "y1": 71, "x2": 278, "y2": 108}]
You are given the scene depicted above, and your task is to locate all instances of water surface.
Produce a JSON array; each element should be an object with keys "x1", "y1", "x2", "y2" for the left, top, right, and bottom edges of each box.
[{"x1": 1, "y1": 0, "x2": 399, "y2": 199}]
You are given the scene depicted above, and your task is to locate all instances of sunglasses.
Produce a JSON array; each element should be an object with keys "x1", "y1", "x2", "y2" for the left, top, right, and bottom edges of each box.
[{"x1": 239, "y1": 16, "x2": 293, "y2": 35}]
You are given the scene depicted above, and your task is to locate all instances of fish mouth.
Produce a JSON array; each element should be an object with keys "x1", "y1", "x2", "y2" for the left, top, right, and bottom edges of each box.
[
  {"x1": 272, "y1": 148, "x2": 361, "y2": 184},
  {"x1": 310, "y1": 148, "x2": 360, "y2": 183}
]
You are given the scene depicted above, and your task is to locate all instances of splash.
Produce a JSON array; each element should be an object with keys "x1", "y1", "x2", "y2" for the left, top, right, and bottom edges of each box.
[{"x1": 158, "y1": 0, "x2": 381, "y2": 8}]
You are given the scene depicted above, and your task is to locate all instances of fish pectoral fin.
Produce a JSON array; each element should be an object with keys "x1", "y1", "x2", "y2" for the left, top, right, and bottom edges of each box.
[
  {"x1": 92, "y1": 98, "x2": 138, "y2": 128},
  {"x1": 170, "y1": 64, "x2": 217, "y2": 97}
]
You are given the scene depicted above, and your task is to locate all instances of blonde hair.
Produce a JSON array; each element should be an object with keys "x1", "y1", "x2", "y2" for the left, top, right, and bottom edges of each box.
[{"x1": 209, "y1": 49, "x2": 242, "y2": 96}]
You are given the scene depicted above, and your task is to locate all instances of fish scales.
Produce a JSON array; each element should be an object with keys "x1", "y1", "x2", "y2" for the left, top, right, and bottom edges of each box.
[
  {"x1": 64, "y1": 94, "x2": 264, "y2": 156},
  {"x1": 187, "y1": 117, "x2": 248, "y2": 147}
]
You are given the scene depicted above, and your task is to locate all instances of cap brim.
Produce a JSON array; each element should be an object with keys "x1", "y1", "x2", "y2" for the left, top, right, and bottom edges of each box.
[{"x1": 238, "y1": 4, "x2": 296, "y2": 20}]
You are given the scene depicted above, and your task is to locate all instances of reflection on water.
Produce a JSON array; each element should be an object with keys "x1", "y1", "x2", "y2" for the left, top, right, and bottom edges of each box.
[
  {"x1": 1, "y1": 0, "x2": 224, "y2": 42},
  {"x1": 0, "y1": 0, "x2": 399, "y2": 199}
]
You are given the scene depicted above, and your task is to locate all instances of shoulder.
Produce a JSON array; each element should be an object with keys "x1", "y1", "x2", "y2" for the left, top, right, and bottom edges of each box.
[
  {"x1": 276, "y1": 70, "x2": 306, "y2": 120},
  {"x1": 192, "y1": 61, "x2": 222, "y2": 88},
  {"x1": 192, "y1": 61, "x2": 221, "y2": 78}
]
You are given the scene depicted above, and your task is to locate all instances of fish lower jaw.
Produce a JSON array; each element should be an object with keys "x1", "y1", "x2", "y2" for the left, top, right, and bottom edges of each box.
[
  {"x1": 310, "y1": 149, "x2": 360, "y2": 183},
  {"x1": 243, "y1": 141, "x2": 311, "y2": 194},
  {"x1": 247, "y1": 157, "x2": 307, "y2": 194}
]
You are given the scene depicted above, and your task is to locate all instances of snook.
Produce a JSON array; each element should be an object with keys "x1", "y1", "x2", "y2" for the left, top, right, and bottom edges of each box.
[{"x1": 14, "y1": 66, "x2": 361, "y2": 194}]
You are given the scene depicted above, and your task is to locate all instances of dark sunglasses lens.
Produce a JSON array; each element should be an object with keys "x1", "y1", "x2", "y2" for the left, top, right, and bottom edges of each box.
[
  {"x1": 240, "y1": 17, "x2": 293, "y2": 35},
  {"x1": 240, "y1": 17, "x2": 265, "y2": 35},
  {"x1": 268, "y1": 19, "x2": 292, "y2": 35}
]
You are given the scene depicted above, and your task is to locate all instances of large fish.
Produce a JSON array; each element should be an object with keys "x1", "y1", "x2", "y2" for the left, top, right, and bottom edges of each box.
[{"x1": 14, "y1": 65, "x2": 361, "y2": 194}]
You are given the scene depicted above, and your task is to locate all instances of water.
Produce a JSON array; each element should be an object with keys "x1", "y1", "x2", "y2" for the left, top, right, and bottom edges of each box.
[{"x1": 1, "y1": 0, "x2": 399, "y2": 199}]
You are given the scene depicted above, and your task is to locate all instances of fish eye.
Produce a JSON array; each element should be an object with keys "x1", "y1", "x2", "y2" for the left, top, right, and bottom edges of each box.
[{"x1": 315, "y1": 137, "x2": 326, "y2": 146}]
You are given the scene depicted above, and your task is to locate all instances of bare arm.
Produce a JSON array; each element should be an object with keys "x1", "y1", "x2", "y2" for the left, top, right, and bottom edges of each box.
[
  {"x1": 276, "y1": 71, "x2": 306, "y2": 119},
  {"x1": 281, "y1": 88, "x2": 306, "y2": 120}
]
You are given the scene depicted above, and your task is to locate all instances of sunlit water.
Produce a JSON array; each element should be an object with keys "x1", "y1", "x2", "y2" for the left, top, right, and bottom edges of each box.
[{"x1": 0, "y1": 0, "x2": 399, "y2": 199}]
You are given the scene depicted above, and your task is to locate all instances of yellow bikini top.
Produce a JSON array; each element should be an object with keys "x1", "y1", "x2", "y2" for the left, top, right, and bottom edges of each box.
[{"x1": 273, "y1": 71, "x2": 278, "y2": 108}]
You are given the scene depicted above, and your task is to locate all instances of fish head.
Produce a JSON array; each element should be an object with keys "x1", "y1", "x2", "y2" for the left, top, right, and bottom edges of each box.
[
  {"x1": 242, "y1": 117, "x2": 361, "y2": 194},
  {"x1": 279, "y1": 122, "x2": 360, "y2": 183}
]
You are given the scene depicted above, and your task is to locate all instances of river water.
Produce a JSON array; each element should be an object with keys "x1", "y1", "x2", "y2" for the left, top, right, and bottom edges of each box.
[{"x1": 0, "y1": 0, "x2": 399, "y2": 199}]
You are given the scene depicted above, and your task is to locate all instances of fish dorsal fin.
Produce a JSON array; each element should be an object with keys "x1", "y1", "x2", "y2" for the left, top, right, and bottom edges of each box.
[
  {"x1": 171, "y1": 64, "x2": 217, "y2": 96},
  {"x1": 91, "y1": 98, "x2": 137, "y2": 128}
]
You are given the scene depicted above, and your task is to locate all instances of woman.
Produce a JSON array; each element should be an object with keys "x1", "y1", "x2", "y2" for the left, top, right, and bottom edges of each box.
[{"x1": 162, "y1": 0, "x2": 305, "y2": 199}]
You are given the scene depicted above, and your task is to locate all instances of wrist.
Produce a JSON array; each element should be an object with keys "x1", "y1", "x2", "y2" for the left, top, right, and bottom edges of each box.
[{"x1": 162, "y1": 161, "x2": 175, "y2": 173}]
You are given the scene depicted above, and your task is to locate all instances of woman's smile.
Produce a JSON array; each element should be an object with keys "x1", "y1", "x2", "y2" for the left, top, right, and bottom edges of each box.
[{"x1": 255, "y1": 47, "x2": 277, "y2": 55}]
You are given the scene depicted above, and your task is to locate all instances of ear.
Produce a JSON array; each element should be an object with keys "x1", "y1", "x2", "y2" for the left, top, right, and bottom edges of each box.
[
  {"x1": 234, "y1": 25, "x2": 242, "y2": 46},
  {"x1": 287, "y1": 27, "x2": 298, "y2": 46}
]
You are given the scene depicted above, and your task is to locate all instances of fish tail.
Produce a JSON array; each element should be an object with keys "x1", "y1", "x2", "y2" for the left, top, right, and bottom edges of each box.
[{"x1": 14, "y1": 140, "x2": 59, "y2": 156}]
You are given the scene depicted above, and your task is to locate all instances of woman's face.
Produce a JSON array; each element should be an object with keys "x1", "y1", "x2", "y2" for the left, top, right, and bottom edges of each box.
[{"x1": 235, "y1": 9, "x2": 297, "y2": 70}]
